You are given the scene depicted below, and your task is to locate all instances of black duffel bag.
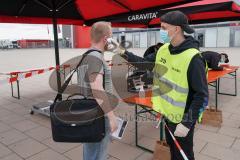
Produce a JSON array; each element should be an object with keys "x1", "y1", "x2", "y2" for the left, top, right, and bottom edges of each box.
[{"x1": 50, "y1": 49, "x2": 106, "y2": 143}]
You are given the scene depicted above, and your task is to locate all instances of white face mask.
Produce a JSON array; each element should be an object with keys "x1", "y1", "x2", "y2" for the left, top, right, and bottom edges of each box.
[
  {"x1": 105, "y1": 38, "x2": 117, "y2": 51},
  {"x1": 220, "y1": 55, "x2": 226, "y2": 63}
]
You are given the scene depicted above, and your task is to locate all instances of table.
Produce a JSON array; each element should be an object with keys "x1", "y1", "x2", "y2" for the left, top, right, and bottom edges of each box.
[
  {"x1": 124, "y1": 91, "x2": 160, "y2": 153},
  {"x1": 207, "y1": 66, "x2": 238, "y2": 109},
  {"x1": 124, "y1": 66, "x2": 239, "y2": 152}
]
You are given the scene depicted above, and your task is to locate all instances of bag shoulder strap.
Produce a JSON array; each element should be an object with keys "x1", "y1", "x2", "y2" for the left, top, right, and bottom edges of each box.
[{"x1": 54, "y1": 49, "x2": 102, "y2": 102}]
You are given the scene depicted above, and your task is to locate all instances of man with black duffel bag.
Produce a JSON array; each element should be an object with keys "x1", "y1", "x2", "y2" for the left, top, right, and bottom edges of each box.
[{"x1": 50, "y1": 21, "x2": 118, "y2": 160}]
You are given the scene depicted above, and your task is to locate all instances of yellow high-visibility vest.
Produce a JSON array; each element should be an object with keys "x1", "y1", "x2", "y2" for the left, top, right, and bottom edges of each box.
[{"x1": 151, "y1": 43, "x2": 200, "y2": 123}]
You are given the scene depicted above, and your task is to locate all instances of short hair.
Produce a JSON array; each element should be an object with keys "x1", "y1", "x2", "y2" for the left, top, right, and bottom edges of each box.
[{"x1": 90, "y1": 21, "x2": 111, "y2": 43}]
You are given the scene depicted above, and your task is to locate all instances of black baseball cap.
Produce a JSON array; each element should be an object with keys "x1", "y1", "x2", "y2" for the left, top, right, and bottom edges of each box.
[{"x1": 160, "y1": 11, "x2": 194, "y2": 34}]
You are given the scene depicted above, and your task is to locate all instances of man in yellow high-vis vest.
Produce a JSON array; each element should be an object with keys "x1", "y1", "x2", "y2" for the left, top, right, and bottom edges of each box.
[
  {"x1": 109, "y1": 10, "x2": 208, "y2": 160},
  {"x1": 151, "y1": 11, "x2": 208, "y2": 160}
]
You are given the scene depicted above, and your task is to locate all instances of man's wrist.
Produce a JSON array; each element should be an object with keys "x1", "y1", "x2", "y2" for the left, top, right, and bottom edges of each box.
[
  {"x1": 107, "y1": 111, "x2": 115, "y2": 118},
  {"x1": 118, "y1": 46, "x2": 125, "y2": 55}
]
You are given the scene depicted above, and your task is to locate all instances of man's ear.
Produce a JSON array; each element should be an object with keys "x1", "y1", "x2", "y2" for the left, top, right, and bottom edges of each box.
[
  {"x1": 103, "y1": 36, "x2": 108, "y2": 43},
  {"x1": 176, "y1": 26, "x2": 182, "y2": 34}
]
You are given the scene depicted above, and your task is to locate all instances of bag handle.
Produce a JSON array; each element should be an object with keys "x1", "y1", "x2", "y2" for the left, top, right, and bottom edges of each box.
[
  {"x1": 66, "y1": 93, "x2": 88, "y2": 100},
  {"x1": 54, "y1": 49, "x2": 102, "y2": 103}
]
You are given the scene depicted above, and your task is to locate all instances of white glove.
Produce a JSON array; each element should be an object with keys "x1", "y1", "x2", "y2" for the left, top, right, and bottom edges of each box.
[
  {"x1": 174, "y1": 123, "x2": 190, "y2": 137},
  {"x1": 106, "y1": 38, "x2": 125, "y2": 55}
]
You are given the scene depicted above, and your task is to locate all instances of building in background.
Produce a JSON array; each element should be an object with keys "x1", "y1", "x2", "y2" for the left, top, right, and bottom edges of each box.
[
  {"x1": 112, "y1": 28, "x2": 160, "y2": 48},
  {"x1": 0, "y1": 40, "x2": 14, "y2": 49},
  {"x1": 1, "y1": 22, "x2": 239, "y2": 50},
  {"x1": 3, "y1": 22, "x2": 238, "y2": 49},
  {"x1": 62, "y1": 25, "x2": 91, "y2": 48},
  {"x1": 17, "y1": 39, "x2": 51, "y2": 48},
  {"x1": 111, "y1": 21, "x2": 240, "y2": 49},
  {"x1": 72, "y1": 26, "x2": 91, "y2": 48},
  {"x1": 193, "y1": 22, "x2": 240, "y2": 48},
  {"x1": 62, "y1": 25, "x2": 72, "y2": 48}
]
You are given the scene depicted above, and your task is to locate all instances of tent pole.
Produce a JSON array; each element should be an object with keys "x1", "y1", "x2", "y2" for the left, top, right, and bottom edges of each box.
[{"x1": 52, "y1": 10, "x2": 62, "y2": 100}]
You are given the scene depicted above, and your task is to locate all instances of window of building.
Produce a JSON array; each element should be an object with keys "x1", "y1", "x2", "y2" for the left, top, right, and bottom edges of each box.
[
  {"x1": 140, "y1": 32, "x2": 147, "y2": 48},
  {"x1": 230, "y1": 26, "x2": 240, "y2": 47},
  {"x1": 217, "y1": 27, "x2": 230, "y2": 47},
  {"x1": 147, "y1": 31, "x2": 156, "y2": 47},
  {"x1": 132, "y1": 33, "x2": 140, "y2": 48}
]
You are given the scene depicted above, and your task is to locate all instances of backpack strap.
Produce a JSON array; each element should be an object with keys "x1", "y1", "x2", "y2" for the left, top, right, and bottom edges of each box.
[{"x1": 54, "y1": 49, "x2": 102, "y2": 102}]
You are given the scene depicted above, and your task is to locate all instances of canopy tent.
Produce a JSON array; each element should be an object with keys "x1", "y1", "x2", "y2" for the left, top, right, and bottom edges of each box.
[
  {"x1": 149, "y1": 0, "x2": 240, "y2": 26},
  {"x1": 0, "y1": 0, "x2": 199, "y2": 25},
  {"x1": 0, "y1": 0, "x2": 197, "y2": 93},
  {"x1": 90, "y1": 0, "x2": 240, "y2": 27}
]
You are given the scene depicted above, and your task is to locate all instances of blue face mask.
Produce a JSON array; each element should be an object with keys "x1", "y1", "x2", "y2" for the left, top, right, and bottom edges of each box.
[{"x1": 160, "y1": 29, "x2": 170, "y2": 43}]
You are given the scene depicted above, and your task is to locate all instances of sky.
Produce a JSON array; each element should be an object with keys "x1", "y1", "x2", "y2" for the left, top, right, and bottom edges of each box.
[{"x1": 0, "y1": 23, "x2": 62, "y2": 40}]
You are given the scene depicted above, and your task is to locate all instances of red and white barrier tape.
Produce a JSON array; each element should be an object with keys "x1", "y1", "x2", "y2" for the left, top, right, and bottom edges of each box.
[
  {"x1": 155, "y1": 116, "x2": 189, "y2": 160},
  {"x1": 165, "y1": 125, "x2": 189, "y2": 160},
  {"x1": 0, "y1": 61, "x2": 130, "y2": 85},
  {"x1": 0, "y1": 64, "x2": 70, "y2": 76},
  {"x1": 0, "y1": 65, "x2": 71, "y2": 85}
]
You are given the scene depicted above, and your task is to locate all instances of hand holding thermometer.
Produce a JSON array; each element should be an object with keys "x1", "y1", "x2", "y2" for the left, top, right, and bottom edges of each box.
[
  {"x1": 106, "y1": 38, "x2": 126, "y2": 54},
  {"x1": 106, "y1": 38, "x2": 119, "y2": 51}
]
